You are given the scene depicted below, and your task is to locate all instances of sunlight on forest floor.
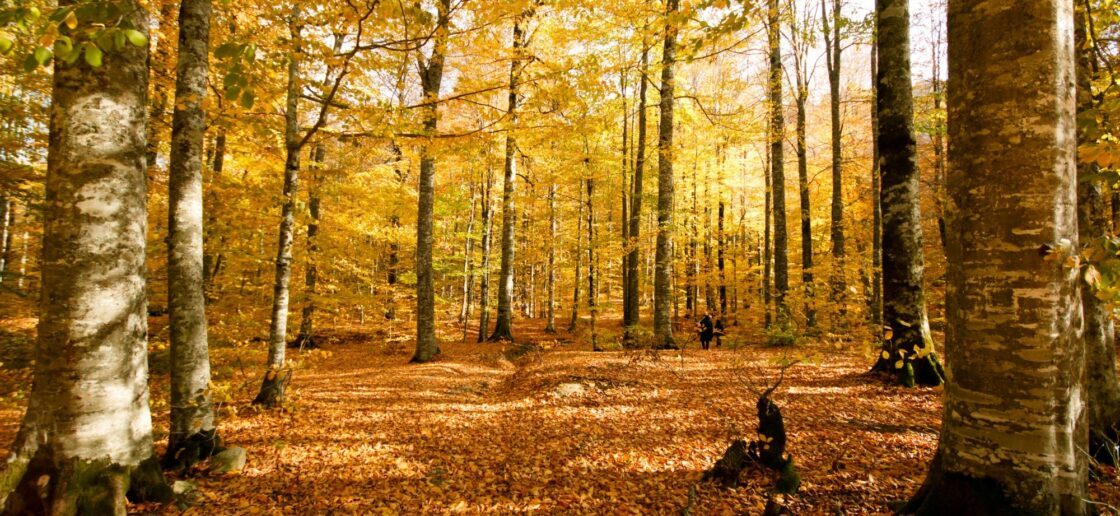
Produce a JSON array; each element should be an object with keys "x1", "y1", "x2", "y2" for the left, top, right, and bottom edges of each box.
[{"x1": 1, "y1": 314, "x2": 1118, "y2": 514}]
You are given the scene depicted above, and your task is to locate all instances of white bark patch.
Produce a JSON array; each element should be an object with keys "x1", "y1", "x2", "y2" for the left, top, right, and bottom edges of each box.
[{"x1": 66, "y1": 94, "x2": 142, "y2": 159}]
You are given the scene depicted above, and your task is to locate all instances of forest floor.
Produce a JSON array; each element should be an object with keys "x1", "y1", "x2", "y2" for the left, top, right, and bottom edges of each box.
[{"x1": 1, "y1": 309, "x2": 1119, "y2": 514}]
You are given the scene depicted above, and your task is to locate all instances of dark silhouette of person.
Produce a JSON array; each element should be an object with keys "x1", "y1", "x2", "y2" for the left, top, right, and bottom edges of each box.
[
  {"x1": 714, "y1": 315, "x2": 725, "y2": 348},
  {"x1": 698, "y1": 311, "x2": 714, "y2": 350}
]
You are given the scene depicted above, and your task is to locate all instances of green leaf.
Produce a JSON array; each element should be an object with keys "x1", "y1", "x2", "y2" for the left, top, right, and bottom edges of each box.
[
  {"x1": 53, "y1": 36, "x2": 73, "y2": 59},
  {"x1": 113, "y1": 30, "x2": 126, "y2": 50},
  {"x1": 240, "y1": 91, "x2": 255, "y2": 109},
  {"x1": 0, "y1": 35, "x2": 12, "y2": 55},
  {"x1": 33, "y1": 46, "x2": 51, "y2": 65},
  {"x1": 214, "y1": 42, "x2": 240, "y2": 59},
  {"x1": 123, "y1": 29, "x2": 147, "y2": 47},
  {"x1": 22, "y1": 53, "x2": 38, "y2": 72},
  {"x1": 83, "y1": 43, "x2": 102, "y2": 67}
]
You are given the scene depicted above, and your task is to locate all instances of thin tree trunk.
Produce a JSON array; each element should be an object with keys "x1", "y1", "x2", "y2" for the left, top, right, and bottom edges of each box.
[
  {"x1": 653, "y1": 0, "x2": 679, "y2": 349},
  {"x1": 477, "y1": 162, "x2": 495, "y2": 341},
  {"x1": 412, "y1": 0, "x2": 450, "y2": 363},
  {"x1": 823, "y1": 0, "x2": 845, "y2": 313},
  {"x1": 870, "y1": 39, "x2": 882, "y2": 330},
  {"x1": 256, "y1": 16, "x2": 303, "y2": 406},
  {"x1": 871, "y1": 0, "x2": 943, "y2": 387},
  {"x1": 491, "y1": 15, "x2": 528, "y2": 342},
  {"x1": 1, "y1": 2, "x2": 171, "y2": 509},
  {"x1": 0, "y1": 197, "x2": 9, "y2": 284},
  {"x1": 768, "y1": 0, "x2": 790, "y2": 325},
  {"x1": 764, "y1": 140, "x2": 773, "y2": 329},
  {"x1": 460, "y1": 181, "x2": 477, "y2": 327},
  {"x1": 906, "y1": 1, "x2": 1087, "y2": 510},
  {"x1": 792, "y1": 14, "x2": 815, "y2": 329},
  {"x1": 165, "y1": 0, "x2": 220, "y2": 472},
  {"x1": 202, "y1": 131, "x2": 226, "y2": 290},
  {"x1": 587, "y1": 173, "x2": 600, "y2": 351},
  {"x1": 568, "y1": 179, "x2": 584, "y2": 332},
  {"x1": 620, "y1": 68, "x2": 631, "y2": 332},
  {"x1": 295, "y1": 144, "x2": 325, "y2": 350},
  {"x1": 545, "y1": 184, "x2": 557, "y2": 332}
]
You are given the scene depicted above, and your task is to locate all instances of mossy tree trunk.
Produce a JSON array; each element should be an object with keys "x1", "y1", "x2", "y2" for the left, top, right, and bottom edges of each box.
[
  {"x1": 905, "y1": 0, "x2": 1088, "y2": 512},
  {"x1": 871, "y1": 0, "x2": 943, "y2": 387},
  {"x1": 767, "y1": 0, "x2": 790, "y2": 326},
  {"x1": 1, "y1": 1, "x2": 171, "y2": 510}
]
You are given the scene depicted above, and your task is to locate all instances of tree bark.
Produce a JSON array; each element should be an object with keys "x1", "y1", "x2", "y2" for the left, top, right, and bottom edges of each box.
[
  {"x1": 490, "y1": 16, "x2": 528, "y2": 342},
  {"x1": 626, "y1": 44, "x2": 650, "y2": 339},
  {"x1": 1, "y1": 2, "x2": 171, "y2": 509},
  {"x1": 906, "y1": 0, "x2": 1088, "y2": 511},
  {"x1": 822, "y1": 0, "x2": 845, "y2": 312},
  {"x1": 477, "y1": 161, "x2": 495, "y2": 341},
  {"x1": 412, "y1": 0, "x2": 450, "y2": 363},
  {"x1": 568, "y1": 179, "x2": 584, "y2": 332},
  {"x1": 545, "y1": 183, "x2": 557, "y2": 333},
  {"x1": 764, "y1": 139, "x2": 773, "y2": 329},
  {"x1": 165, "y1": 0, "x2": 221, "y2": 472},
  {"x1": 460, "y1": 182, "x2": 477, "y2": 330},
  {"x1": 870, "y1": 38, "x2": 882, "y2": 330},
  {"x1": 296, "y1": 144, "x2": 325, "y2": 350},
  {"x1": 871, "y1": 0, "x2": 943, "y2": 387},
  {"x1": 256, "y1": 16, "x2": 303, "y2": 406},
  {"x1": 791, "y1": 7, "x2": 815, "y2": 330},
  {"x1": 768, "y1": 0, "x2": 790, "y2": 325},
  {"x1": 1075, "y1": 3, "x2": 1120, "y2": 465},
  {"x1": 653, "y1": 0, "x2": 679, "y2": 349},
  {"x1": 0, "y1": 200, "x2": 12, "y2": 284},
  {"x1": 587, "y1": 173, "x2": 600, "y2": 351}
]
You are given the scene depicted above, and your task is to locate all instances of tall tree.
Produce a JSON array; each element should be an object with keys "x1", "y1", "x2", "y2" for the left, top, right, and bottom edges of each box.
[
  {"x1": 545, "y1": 183, "x2": 557, "y2": 333},
  {"x1": 587, "y1": 170, "x2": 601, "y2": 351},
  {"x1": 256, "y1": 15, "x2": 305, "y2": 405},
  {"x1": 1076, "y1": 3, "x2": 1120, "y2": 465},
  {"x1": 653, "y1": 0, "x2": 679, "y2": 349},
  {"x1": 790, "y1": 0, "x2": 815, "y2": 329},
  {"x1": 767, "y1": 0, "x2": 790, "y2": 325},
  {"x1": 905, "y1": 0, "x2": 1088, "y2": 510},
  {"x1": 413, "y1": 0, "x2": 451, "y2": 363},
  {"x1": 0, "y1": 3, "x2": 172, "y2": 510},
  {"x1": 821, "y1": 0, "x2": 845, "y2": 310},
  {"x1": 625, "y1": 43, "x2": 650, "y2": 341},
  {"x1": 568, "y1": 179, "x2": 584, "y2": 332},
  {"x1": 295, "y1": 144, "x2": 325, "y2": 350},
  {"x1": 165, "y1": 0, "x2": 222, "y2": 471},
  {"x1": 870, "y1": 0, "x2": 943, "y2": 387},
  {"x1": 477, "y1": 157, "x2": 495, "y2": 341},
  {"x1": 869, "y1": 36, "x2": 882, "y2": 329},
  {"x1": 490, "y1": 12, "x2": 530, "y2": 342}
]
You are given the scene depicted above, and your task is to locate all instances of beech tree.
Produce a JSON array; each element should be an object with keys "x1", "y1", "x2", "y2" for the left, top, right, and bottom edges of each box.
[
  {"x1": 653, "y1": 0, "x2": 679, "y2": 349},
  {"x1": 767, "y1": 0, "x2": 790, "y2": 325},
  {"x1": 871, "y1": 0, "x2": 943, "y2": 387},
  {"x1": 165, "y1": 0, "x2": 222, "y2": 471},
  {"x1": 906, "y1": 0, "x2": 1088, "y2": 510},
  {"x1": 0, "y1": 3, "x2": 172, "y2": 511}
]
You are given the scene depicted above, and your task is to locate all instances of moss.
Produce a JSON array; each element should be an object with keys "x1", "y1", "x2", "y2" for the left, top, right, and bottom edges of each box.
[{"x1": 5, "y1": 452, "x2": 170, "y2": 515}]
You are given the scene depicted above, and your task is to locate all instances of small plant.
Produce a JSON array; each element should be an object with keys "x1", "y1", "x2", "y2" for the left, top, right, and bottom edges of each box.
[{"x1": 765, "y1": 327, "x2": 800, "y2": 347}]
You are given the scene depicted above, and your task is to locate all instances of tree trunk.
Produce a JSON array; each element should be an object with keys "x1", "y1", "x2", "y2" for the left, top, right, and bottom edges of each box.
[
  {"x1": 545, "y1": 184, "x2": 557, "y2": 333},
  {"x1": 768, "y1": 0, "x2": 790, "y2": 325},
  {"x1": 871, "y1": 0, "x2": 943, "y2": 387},
  {"x1": 477, "y1": 163, "x2": 495, "y2": 341},
  {"x1": 296, "y1": 144, "x2": 325, "y2": 350},
  {"x1": 764, "y1": 139, "x2": 773, "y2": 329},
  {"x1": 165, "y1": 0, "x2": 221, "y2": 472},
  {"x1": 587, "y1": 174, "x2": 600, "y2": 351},
  {"x1": 870, "y1": 38, "x2": 882, "y2": 330},
  {"x1": 0, "y1": 197, "x2": 9, "y2": 284},
  {"x1": 568, "y1": 180, "x2": 584, "y2": 332},
  {"x1": 653, "y1": 0, "x2": 679, "y2": 349},
  {"x1": 202, "y1": 131, "x2": 226, "y2": 290},
  {"x1": 1075, "y1": 4, "x2": 1120, "y2": 466},
  {"x1": 1, "y1": 2, "x2": 171, "y2": 509},
  {"x1": 794, "y1": 47, "x2": 814, "y2": 330},
  {"x1": 256, "y1": 16, "x2": 303, "y2": 406},
  {"x1": 823, "y1": 0, "x2": 845, "y2": 313},
  {"x1": 490, "y1": 17, "x2": 527, "y2": 342},
  {"x1": 460, "y1": 181, "x2": 477, "y2": 328},
  {"x1": 906, "y1": 1, "x2": 1088, "y2": 511},
  {"x1": 412, "y1": 0, "x2": 450, "y2": 363}
]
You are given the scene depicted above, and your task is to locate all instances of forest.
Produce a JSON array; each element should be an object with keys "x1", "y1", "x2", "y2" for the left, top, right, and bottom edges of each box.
[{"x1": 0, "y1": 0, "x2": 1119, "y2": 513}]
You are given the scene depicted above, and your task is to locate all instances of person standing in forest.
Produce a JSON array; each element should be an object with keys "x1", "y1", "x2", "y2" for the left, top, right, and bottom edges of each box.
[{"x1": 697, "y1": 310, "x2": 714, "y2": 350}]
